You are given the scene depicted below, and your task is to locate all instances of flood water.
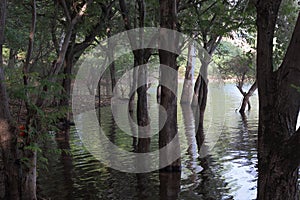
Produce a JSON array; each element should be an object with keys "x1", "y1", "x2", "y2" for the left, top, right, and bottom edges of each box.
[{"x1": 37, "y1": 83, "x2": 299, "y2": 199}]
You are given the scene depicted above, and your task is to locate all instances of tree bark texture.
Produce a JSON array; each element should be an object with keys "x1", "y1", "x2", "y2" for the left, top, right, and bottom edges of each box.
[
  {"x1": 0, "y1": 1, "x2": 19, "y2": 199},
  {"x1": 158, "y1": 0, "x2": 181, "y2": 171},
  {"x1": 239, "y1": 81, "x2": 257, "y2": 113},
  {"x1": 256, "y1": 0, "x2": 300, "y2": 199}
]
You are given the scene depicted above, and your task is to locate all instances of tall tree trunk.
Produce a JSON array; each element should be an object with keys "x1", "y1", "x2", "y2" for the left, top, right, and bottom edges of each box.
[
  {"x1": 107, "y1": 28, "x2": 116, "y2": 92},
  {"x1": 239, "y1": 81, "x2": 257, "y2": 113},
  {"x1": 61, "y1": 30, "x2": 76, "y2": 108},
  {"x1": 119, "y1": 0, "x2": 152, "y2": 155},
  {"x1": 20, "y1": 0, "x2": 38, "y2": 199},
  {"x1": 194, "y1": 60, "x2": 208, "y2": 146},
  {"x1": 256, "y1": 1, "x2": 300, "y2": 199},
  {"x1": 181, "y1": 42, "x2": 195, "y2": 104},
  {"x1": 158, "y1": 0, "x2": 181, "y2": 172},
  {"x1": 191, "y1": 61, "x2": 208, "y2": 107},
  {"x1": 136, "y1": 0, "x2": 151, "y2": 156},
  {"x1": 129, "y1": 60, "x2": 137, "y2": 113},
  {"x1": 0, "y1": 1, "x2": 20, "y2": 198}
]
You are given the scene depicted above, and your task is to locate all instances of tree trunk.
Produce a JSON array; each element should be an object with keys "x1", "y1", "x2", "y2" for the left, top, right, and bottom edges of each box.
[
  {"x1": 181, "y1": 43, "x2": 195, "y2": 104},
  {"x1": 239, "y1": 81, "x2": 257, "y2": 114},
  {"x1": 119, "y1": 0, "x2": 152, "y2": 155},
  {"x1": 0, "y1": 121, "x2": 19, "y2": 200},
  {"x1": 129, "y1": 61, "x2": 137, "y2": 113},
  {"x1": 0, "y1": 1, "x2": 20, "y2": 198},
  {"x1": 194, "y1": 60, "x2": 208, "y2": 147},
  {"x1": 256, "y1": 1, "x2": 300, "y2": 199},
  {"x1": 107, "y1": 28, "x2": 116, "y2": 92},
  {"x1": 191, "y1": 74, "x2": 200, "y2": 107},
  {"x1": 158, "y1": 0, "x2": 181, "y2": 172},
  {"x1": 191, "y1": 61, "x2": 208, "y2": 107},
  {"x1": 181, "y1": 104, "x2": 198, "y2": 158},
  {"x1": 159, "y1": 172, "x2": 181, "y2": 200},
  {"x1": 20, "y1": 150, "x2": 37, "y2": 200},
  {"x1": 7, "y1": 49, "x2": 16, "y2": 68}
]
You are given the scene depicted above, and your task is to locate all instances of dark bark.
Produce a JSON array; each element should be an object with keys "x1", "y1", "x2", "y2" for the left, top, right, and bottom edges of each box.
[
  {"x1": 159, "y1": 172, "x2": 181, "y2": 200},
  {"x1": 107, "y1": 28, "x2": 116, "y2": 92},
  {"x1": 194, "y1": 60, "x2": 208, "y2": 148},
  {"x1": 0, "y1": 1, "x2": 19, "y2": 199},
  {"x1": 129, "y1": 60, "x2": 137, "y2": 113},
  {"x1": 0, "y1": 121, "x2": 19, "y2": 200},
  {"x1": 0, "y1": 1, "x2": 10, "y2": 122},
  {"x1": 191, "y1": 35, "x2": 221, "y2": 107},
  {"x1": 256, "y1": 1, "x2": 300, "y2": 199},
  {"x1": 136, "y1": 0, "x2": 151, "y2": 155},
  {"x1": 119, "y1": 0, "x2": 152, "y2": 154},
  {"x1": 20, "y1": 150, "x2": 37, "y2": 200},
  {"x1": 7, "y1": 49, "x2": 16, "y2": 68},
  {"x1": 158, "y1": 0, "x2": 181, "y2": 171},
  {"x1": 239, "y1": 81, "x2": 257, "y2": 113},
  {"x1": 191, "y1": 74, "x2": 200, "y2": 107},
  {"x1": 60, "y1": 31, "x2": 76, "y2": 110}
]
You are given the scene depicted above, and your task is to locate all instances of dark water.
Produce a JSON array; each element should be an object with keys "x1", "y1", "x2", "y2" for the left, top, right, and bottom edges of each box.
[{"x1": 38, "y1": 83, "x2": 262, "y2": 199}]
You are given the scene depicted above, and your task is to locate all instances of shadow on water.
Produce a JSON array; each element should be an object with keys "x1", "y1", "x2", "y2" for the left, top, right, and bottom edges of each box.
[{"x1": 38, "y1": 83, "x2": 262, "y2": 199}]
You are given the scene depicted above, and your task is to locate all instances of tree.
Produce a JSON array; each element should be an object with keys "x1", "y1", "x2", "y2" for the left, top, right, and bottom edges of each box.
[
  {"x1": 178, "y1": 0, "x2": 256, "y2": 145},
  {"x1": 180, "y1": 42, "x2": 196, "y2": 104},
  {"x1": 158, "y1": 0, "x2": 181, "y2": 171},
  {"x1": 216, "y1": 43, "x2": 257, "y2": 113},
  {"x1": 0, "y1": 0, "x2": 19, "y2": 198},
  {"x1": 1, "y1": 1, "x2": 109, "y2": 198},
  {"x1": 256, "y1": 0, "x2": 300, "y2": 199}
]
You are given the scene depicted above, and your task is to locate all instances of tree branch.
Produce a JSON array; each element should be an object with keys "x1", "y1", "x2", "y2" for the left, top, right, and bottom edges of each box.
[
  {"x1": 51, "y1": 0, "x2": 92, "y2": 77},
  {"x1": 60, "y1": 0, "x2": 71, "y2": 23}
]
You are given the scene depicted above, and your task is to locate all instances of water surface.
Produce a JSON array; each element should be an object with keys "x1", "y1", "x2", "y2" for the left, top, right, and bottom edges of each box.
[{"x1": 38, "y1": 83, "x2": 263, "y2": 199}]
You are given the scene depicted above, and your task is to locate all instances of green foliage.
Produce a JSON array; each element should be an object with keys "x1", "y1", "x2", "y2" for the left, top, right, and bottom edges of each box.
[
  {"x1": 291, "y1": 84, "x2": 300, "y2": 93},
  {"x1": 274, "y1": 0, "x2": 300, "y2": 69},
  {"x1": 214, "y1": 40, "x2": 255, "y2": 81}
]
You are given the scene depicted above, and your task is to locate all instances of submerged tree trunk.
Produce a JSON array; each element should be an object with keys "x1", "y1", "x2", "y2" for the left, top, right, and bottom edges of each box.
[
  {"x1": 194, "y1": 60, "x2": 208, "y2": 147},
  {"x1": 119, "y1": 0, "x2": 152, "y2": 155},
  {"x1": 256, "y1": 1, "x2": 300, "y2": 199},
  {"x1": 158, "y1": 0, "x2": 181, "y2": 172},
  {"x1": 191, "y1": 74, "x2": 200, "y2": 107},
  {"x1": 239, "y1": 81, "x2": 257, "y2": 113},
  {"x1": 181, "y1": 43, "x2": 195, "y2": 104},
  {"x1": 191, "y1": 61, "x2": 209, "y2": 108},
  {"x1": 159, "y1": 172, "x2": 181, "y2": 200}
]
